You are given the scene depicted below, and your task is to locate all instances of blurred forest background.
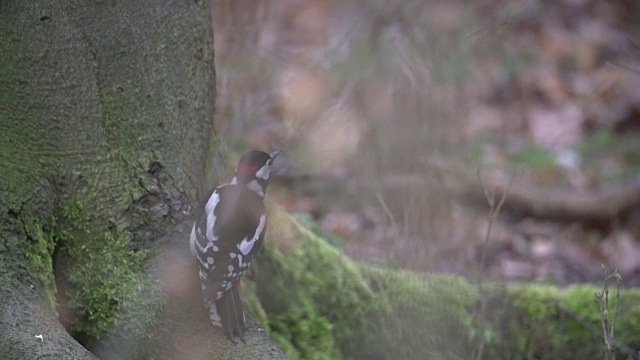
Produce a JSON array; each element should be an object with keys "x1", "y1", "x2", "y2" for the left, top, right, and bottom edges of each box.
[{"x1": 210, "y1": 0, "x2": 640, "y2": 286}]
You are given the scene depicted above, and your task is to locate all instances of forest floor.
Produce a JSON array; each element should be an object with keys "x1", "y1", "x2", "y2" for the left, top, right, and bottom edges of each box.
[{"x1": 211, "y1": 0, "x2": 640, "y2": 286}]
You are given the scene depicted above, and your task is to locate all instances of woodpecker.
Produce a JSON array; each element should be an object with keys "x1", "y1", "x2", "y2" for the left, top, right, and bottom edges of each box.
[{"x1": 190, "y1": 149, "x2": 280, "y2": 343}]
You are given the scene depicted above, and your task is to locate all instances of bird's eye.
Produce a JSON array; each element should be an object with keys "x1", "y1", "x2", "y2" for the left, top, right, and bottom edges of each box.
[{"x1": 267, "y1": 160, "x2": 272, "y2": 166}]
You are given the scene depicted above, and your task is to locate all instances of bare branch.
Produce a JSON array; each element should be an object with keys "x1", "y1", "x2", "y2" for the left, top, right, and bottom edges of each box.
[
  {"x1": 474, "y1": 170, "x2": 514, "y2": 360},
  {"x1": 596, "y1": 265, "x2": 622, "y2": 360}
]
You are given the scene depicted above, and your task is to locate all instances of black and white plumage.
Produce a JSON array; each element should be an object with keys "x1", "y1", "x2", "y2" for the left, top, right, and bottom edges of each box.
[{"x1": 190, "y1": 149, "x2": 280, "y2": 343}]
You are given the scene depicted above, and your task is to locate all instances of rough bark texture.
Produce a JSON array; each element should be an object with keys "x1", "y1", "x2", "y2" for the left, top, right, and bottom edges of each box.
[{"x1": 0, "y1": 0, "x2": 285, "y2": 358}]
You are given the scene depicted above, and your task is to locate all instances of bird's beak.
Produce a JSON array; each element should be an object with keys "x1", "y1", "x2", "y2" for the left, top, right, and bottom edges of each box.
[{"x1": 270, "y1": 149, "x2": 281, "y2": 159}]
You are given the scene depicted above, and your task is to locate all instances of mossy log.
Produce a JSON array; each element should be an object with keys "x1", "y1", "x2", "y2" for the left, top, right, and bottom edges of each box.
[{"x1": 247, "y1": 206, "x2": 640, "y2": 360}]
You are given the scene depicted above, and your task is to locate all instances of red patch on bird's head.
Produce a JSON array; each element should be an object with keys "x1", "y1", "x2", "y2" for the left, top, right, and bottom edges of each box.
[{"x1": 237, "y1": 163, "x2": 259, "y2": 175}]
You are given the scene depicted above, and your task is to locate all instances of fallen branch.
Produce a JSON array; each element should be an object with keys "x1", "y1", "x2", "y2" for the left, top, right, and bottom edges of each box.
[
  {"x1": 461, "y1": 176, "x2": 640, "y2": 221},
  {"x1": 275, "y1": 168, "x2": 640, "y2": 221}
]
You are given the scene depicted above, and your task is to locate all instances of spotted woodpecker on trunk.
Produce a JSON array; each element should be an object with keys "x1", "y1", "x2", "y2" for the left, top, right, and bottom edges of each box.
[{"x1": 190, "y1": 149, "x2": 280, "y2": 343}]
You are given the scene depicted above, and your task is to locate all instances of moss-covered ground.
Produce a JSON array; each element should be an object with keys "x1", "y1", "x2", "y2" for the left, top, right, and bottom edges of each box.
[
  {"x1": 245, "y1": 205, "x2": 640, "y2": 360},
  {"x1": 10, "y1": 196, "x2": 640, "y2": 359}
]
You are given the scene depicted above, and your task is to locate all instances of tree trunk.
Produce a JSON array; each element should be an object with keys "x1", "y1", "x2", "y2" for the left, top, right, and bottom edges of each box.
[{"x1": 0, "y1": 1, "x2": 285, "y2": 358}]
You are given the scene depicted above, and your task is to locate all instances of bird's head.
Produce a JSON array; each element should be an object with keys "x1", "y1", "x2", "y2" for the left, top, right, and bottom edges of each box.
[{"x1": 233, "y1": 149, "x2": 280, "y2": 195}]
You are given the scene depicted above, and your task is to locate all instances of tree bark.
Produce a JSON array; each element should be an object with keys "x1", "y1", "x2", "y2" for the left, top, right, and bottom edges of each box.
[{"x1": 0, "y1": 0, "x2": 285, "y2": 358}]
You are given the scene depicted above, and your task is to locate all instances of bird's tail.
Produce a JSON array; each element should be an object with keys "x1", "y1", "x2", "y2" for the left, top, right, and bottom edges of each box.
[{"x1": 216, "y1": 284, "x2": 246, "y2": 343}]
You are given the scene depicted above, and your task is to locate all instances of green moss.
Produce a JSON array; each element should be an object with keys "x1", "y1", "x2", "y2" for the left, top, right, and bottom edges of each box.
[
  {"x1": 1, "y1": 18, "x2": 59, "y2": 310},
  {"x1": 247, "y1": 207, "x2": 369, "y2": 359},
  {"x1": 481, "y1": 284, "x2": 640, "y2": 359},
  {"x1": 54, "y1": 202, "x2": 161, "y2": 340},
  {"x1": 248, "y1": 245, "x2": 343, "y2": 360},
  {"x1": 248, "y1": 207, "x2": 476, "y2": 359},
  {"x1": 250, "y1": 208, "x2": 640, "y2": 359},
  {"x1": 560, "y1": 285, "x2": 640, "y2": 358},
  {"x1": 357, "y1": 269, "x2": 477, "y2": 359},
  {"x1": 512, "y1": 284, "x2": 559, "y2": 322},
  {"x1": 21, "y1": 215, "x2": 57, "y2": 310}
]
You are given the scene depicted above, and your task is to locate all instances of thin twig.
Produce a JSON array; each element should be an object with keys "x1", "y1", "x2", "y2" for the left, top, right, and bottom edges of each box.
[
  {"x1": 596, "y1": 266, "x2": 622, "y2": 360},
  {"x1": 612, "y1": 272, "x2": 621, "y2": 345},
  {"x1": 477, "y1": 171, "x2": 513, "y2": 287},
  {"x1": 375, "y1": 191, "x2": 399, "y2": 256},
  {"x1": 474, "y1": 170, "x2": 514, "y2": 360}
]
